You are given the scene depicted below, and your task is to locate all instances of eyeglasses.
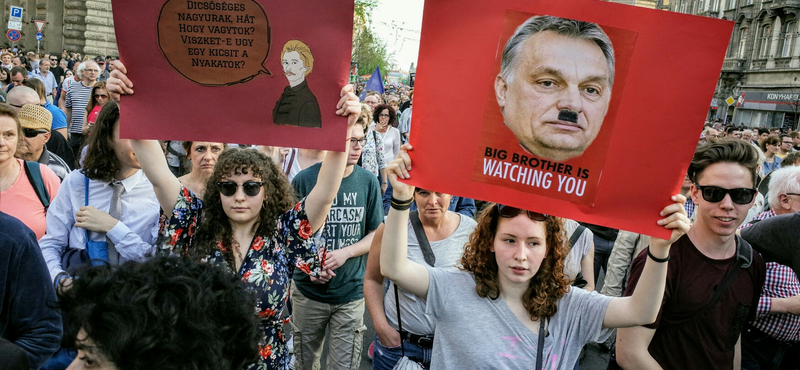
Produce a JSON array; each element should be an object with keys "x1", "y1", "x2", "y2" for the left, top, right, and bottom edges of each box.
[
  {"x1": 695, "y1": 185, "x2": 757, "y2": 205},
  {"x1": 349, "y1": 137, "x2": 367, "y2": 146},
  {"x1": 217, "y1": 181, "x2": 264, "y2": 197},
  {"x1": 497, "y1": 204, "x2": 548, "y2": 221},
  {"x1": 22, "y1": 128, "x2": 48, "y2": 137},
  {"x1": 94, "y1": 94, "x2": 108, "y2": 99}
]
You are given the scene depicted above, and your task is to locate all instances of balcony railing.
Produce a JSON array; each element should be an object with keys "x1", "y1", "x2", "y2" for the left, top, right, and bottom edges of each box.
[
  {"x1": 722, "y1": 58, "x2": 747, "y2": 71},
  {"x1": 775, "y1": 57, "x2": 792, "y2": 68},
  {"x1": 751, "y1": 59, "x2": 768, "y2": 69}
]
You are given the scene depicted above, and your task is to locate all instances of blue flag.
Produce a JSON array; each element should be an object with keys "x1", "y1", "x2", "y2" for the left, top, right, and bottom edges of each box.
[{"x1": 359, "y1": 66, "x2": 384, "y2": 101}]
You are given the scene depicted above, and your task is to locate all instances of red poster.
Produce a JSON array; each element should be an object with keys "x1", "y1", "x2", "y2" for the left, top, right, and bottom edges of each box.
[
  {"x1": 110, "y1": 0, "x2": 354, "y2": 150},
  {"x1": 407, "y1": 0, "x2": 733, "y2": 238}
]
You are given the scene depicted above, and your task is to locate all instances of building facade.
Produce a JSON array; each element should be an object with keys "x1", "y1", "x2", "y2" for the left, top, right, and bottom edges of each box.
[
  {"x1": 2, "y1": 0, "x2": 118, "y2": 58},
  {"x1": 664, "y1": 0, "x2": 800, "y2": 129}
]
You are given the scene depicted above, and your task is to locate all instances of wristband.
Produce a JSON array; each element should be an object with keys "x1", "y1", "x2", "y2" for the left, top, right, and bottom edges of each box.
[
  {"x1": 647, "y1": 249, "x2": 670, "y2": 263},
  {"x1": 55, "y1": 272, "x2": 70, "y2": 290},
  {"x1": 391, "y1": 196, "x2": 413, "y2": 211}
]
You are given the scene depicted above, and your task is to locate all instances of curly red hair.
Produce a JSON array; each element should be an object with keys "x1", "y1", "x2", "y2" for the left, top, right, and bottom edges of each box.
[{"x1": 460, "y1": 204, "x2": 570, "y2": 321}]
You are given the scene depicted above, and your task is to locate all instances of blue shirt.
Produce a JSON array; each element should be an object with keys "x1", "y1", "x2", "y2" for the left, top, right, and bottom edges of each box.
[{"x1": 44, "y1": 102, "x2": 68, "y2": 130}]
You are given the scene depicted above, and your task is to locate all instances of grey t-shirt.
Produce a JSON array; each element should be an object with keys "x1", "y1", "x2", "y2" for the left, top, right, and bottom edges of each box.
[
  {"x1": 426, "y1": 268, "x2": 613, "y2": 370},
  {"x1": 384, "y1": 213, "x2": 477, "y2": 335}
]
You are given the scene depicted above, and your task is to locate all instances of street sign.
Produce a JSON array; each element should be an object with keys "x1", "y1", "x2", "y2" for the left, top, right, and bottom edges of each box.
[
  {"x1": 7, "y1": 20, "x2": 21, "y2": 30},
  {"x1": 36, "y1": 32, "x2": 43, "y2": 41},
  {"x1": 725, "y1": 96, "x2": 735, "y2": 106},
  {"x1": 6, "y1": 29, "x2": 21, "y2": 42},
  {"x1": 9, "y1": 6, "x2": 23, "y2": 21},
  {"x1": 35, "y1": 20, "x2": 45, "y2": 32}
]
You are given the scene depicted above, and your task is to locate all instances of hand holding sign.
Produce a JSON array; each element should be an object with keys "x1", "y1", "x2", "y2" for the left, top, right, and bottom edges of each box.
[{"x1": 157, "y1": 0, "x2": 271, "y2": 86}]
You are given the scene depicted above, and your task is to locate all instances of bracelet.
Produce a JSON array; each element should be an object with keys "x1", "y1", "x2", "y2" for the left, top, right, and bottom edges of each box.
[
  {"x1": 391, "y1": 196, "x2": 413, "y2": 211},
  {"x1": 55, "y1": 272, "x2": 70, "y2": 290},
  {"x1": 647, "y1": 249, "x2": 670, "y2": 263}
]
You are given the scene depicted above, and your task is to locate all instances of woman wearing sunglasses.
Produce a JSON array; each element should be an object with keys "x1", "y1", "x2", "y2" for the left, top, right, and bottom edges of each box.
[
  {"x1": 379, "y1": 145, "x2": 690, "y2": 370},
  {"x1": 108, "y1": 59, "x2": 362, "y2": 369},
  {"x1": 81, "y1": 81, "x2": 109, "y2": 136}
]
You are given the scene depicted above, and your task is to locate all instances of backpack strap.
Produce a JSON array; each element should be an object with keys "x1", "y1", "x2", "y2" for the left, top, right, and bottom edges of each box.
[
  {"x1": 409, "y1": 210, "x2": 436, "y2": 267},
  {"x1": 24, "y1": 160, "x2": 50, "y2": 211}
]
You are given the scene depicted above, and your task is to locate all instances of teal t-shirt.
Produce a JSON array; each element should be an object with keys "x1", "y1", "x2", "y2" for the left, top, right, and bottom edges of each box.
[{"x1": 291, "y1": 163, "x2": 383, "y2": 304}]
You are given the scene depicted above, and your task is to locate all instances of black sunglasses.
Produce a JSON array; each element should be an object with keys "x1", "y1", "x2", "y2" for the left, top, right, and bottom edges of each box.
[
  {"x1": 22, "y1": 128, "x2": 47, "y2": 137},
  {"x1": 497, "y1": 204, "x2": 548, "y2": 221},
  {"x1": 217, "y1": 181, "x2": 264, "y2": 197},
  {"x1": 695, "y1": 185, "x2": 757, "y2": 205}
]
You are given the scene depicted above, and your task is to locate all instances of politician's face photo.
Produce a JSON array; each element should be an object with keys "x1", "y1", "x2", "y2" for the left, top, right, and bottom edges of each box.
[{"x1": 494, "y1": 17, "x2": 614, "y2": 162}]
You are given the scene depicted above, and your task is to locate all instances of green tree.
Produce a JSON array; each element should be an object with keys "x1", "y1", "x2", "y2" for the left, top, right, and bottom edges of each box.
[{"x1": 352, "y1": 0, "x2": 394, "y2": 77}]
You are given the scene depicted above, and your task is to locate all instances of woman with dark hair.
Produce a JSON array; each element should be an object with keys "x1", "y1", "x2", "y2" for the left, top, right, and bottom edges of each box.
[
  {"x1": 0, "y1": 68, "x2": 10, "y2": 90},
  {"x1": 59, "y1": 256, "x2": 261, "y2": 370},
  {"x1": 379, "y1": 145, "x2": 690, "y2": 369},
  {"x1": 370, "y1": 103, "x2": 401, "y2": 212},
  {"x1": 81, "y1": 81, "x2": 109, "y2": 135},
  {"x1": 40, "y1": 100, "x2": 160, "y2": 294},
  {"x1": 111, "y1": 72, "x2": 361, "y2": 368},
  {"x1": 177, "y1": 141, "x2": 226, "y2": 198},
  {"x1": 760, "y1": 135, "x2": 782, "y2": 176}
]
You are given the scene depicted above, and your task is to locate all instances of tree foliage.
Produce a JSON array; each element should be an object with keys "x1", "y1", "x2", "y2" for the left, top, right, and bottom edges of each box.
[{"x1": 352, "y1": 0, "x2": 394, "y2": 77}]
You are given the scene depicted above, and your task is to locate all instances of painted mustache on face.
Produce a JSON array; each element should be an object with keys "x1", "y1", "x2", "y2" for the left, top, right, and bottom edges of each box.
[{"x1": 558, "y1": 110, "x2": 579, "y2": 124}]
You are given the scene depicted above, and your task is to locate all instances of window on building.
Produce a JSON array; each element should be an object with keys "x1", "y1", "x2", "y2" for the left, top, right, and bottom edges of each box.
[
  {"x1": 699, "y1": 1, "x2": 704, "y2": 12},
  {"x1": 781, "y1": 21, "x2": 795, "y2": 57},
  {"x1": 712, "y1": 0, "x2": 719, "y2": 11},
  {"x1": 759, "y1": 24, "x2": 772, "y2": 57},
  {"x1": 744, "y1": 0, "x2": 752, "y2": 5},
  {"x1": 738, "y1": 28, "x2": 749, "y2": 58},
  {"x1": 728, "y1": 0, "x2": 736, "y2": 9}
]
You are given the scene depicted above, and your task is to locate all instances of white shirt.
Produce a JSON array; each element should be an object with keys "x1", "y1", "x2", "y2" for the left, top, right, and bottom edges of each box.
[
  {"x1": 33, "y1": 70, "x2": 58, "y2": 96},
  {"x1": 39, "y1": 169, "x2": 161, "y2": 282},
  {"x1": 370, "y1": 123, "x2": 402, "y2": 165}
]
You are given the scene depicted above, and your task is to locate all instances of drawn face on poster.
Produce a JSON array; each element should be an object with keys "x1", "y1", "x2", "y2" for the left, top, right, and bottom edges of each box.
[
  {"x1": 476, "y1": 12, "x2": 636, "y2": 205},
  {"x1": 272, "y1": 40, "x2": 322, "y2": 128}
]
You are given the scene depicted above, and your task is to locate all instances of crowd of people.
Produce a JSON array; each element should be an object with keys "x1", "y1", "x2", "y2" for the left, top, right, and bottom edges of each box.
[{"x1": 0, "y1": 43, "x2": 799, "y2": 370}]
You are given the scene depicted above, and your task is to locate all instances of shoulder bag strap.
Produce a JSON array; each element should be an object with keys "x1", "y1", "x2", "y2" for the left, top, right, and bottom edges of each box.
[
  {"x1": 83, "y1": 174, "x2": 93, "y2": 259},
  {"x1": 283, "y1": 148, "x2": 296, "y2": 175},
  {"x1": 394, "y1": 284, "x2": 406, "y2": 358},
  {"x1": 535, "y1": 318, "x2": 547, "y2": 370},
  {"x1": 569, "y1": 225, "x2": 586, "y2": 249},
  {"x1": 409, "y1": 210, "x2": 435, "y2": 266},
  {"x1": 679, "y1": 240, "x2": 745, "y2": 324},
  {"x1": 24, "y1": 160, "x2": 50, "y2": 211}
]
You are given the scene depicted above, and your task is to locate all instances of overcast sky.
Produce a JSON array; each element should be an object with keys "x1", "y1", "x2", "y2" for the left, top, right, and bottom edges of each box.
[{"x1": 370, "y1": 0, "x2": 425, "y2": 72}]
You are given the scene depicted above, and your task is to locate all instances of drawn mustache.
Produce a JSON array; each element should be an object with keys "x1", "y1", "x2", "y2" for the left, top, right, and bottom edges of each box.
[{"x1": 558, "y1": 110, "x2": 579, "y2": 124}]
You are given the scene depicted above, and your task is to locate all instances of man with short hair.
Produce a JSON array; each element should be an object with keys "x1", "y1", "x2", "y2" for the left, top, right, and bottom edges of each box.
[
  {"x1": 15, "y1": 104, "x2": 70, "y2": 180},
  {"x1": 770, "y1": 128, "x2": 781, "y2": 137},
  {"x1": 65, "y1": 60, "x2": 99, "y2": 155},
  {"x1": 617, "y1": 139, "x2": 766, "y2": 370},
  {"x1": 495, "y1": 15, "x2": 615, "y2": 162},
  {"x1": 704, "y1": 127, "x2": 721, "y2": 143},
  {"x1": 6, "y1": 67, "x2": 27, "y2": 93},
  {"x1": 291, "y1": 124, "x2": 383, "y2": 370},
  {"x1": 758, "y1": 128, "x2": 770, "y2": 142},
  {"x1": 783, "y1": 151, "x2": 800, "y2": 167},
  {"x1": 33, "y1": 59, "x2": 58, "y2": 102},
  {"x1": 363, "y1": 91, "x2": 382, "y2": 112},
  {"x1": 777, "y1": 134, "x2": 793, "y2": 159}
]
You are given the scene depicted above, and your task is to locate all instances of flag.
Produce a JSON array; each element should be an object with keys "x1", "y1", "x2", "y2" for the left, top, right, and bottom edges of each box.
[{"x1": 359, "y1": 66, "x2": 384, "y2": 101}]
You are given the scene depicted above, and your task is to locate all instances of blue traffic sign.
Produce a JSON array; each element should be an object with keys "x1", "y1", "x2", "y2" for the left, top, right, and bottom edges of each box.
[
  {"x1": 6, "y1": 30, "x2": 20, "y2": 42},
  {"x1": 10, "y1": 6, "x2": 23, "y2": 19},
  {"x1": 36, "y1": 32, "x2": 43, "y2": 41}
]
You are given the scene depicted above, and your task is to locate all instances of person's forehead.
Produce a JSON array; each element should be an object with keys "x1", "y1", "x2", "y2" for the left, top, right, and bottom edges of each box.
[
  {"x1": 696, "y1": 162, "x2": 754, "y2": 187},
  {"x1": 517, "y1": 30, "x2": 610, "y2": 79}
]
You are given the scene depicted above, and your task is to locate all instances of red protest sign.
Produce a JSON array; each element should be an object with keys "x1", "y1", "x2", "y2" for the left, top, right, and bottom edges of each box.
[
  {"x1": 110, "y1": 0, "x2": 353, "y2": 150},
  {"x1": 407, "y1": 0, "x2": 732, "y2": 238}
]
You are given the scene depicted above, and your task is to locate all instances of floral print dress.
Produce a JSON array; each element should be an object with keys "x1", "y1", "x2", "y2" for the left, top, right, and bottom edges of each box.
[{"x1": 158, "y1": 186, "x2": 325, "y2": 370}]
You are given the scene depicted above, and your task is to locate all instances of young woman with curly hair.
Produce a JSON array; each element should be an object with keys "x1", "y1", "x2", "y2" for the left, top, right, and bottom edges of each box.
[
  {"x1": 111, "y1": 60, "x2": 362, "y2": 368},
  {"x1": 379, "y1": 145, "x2": 690, "y2": 370}
]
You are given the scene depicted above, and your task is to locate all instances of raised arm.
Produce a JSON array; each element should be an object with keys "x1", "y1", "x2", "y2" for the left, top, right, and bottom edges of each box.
[
  {"x1": 602, "y1": 195, "x2": 690, "y2": 328},
  {"x1": 302, "y1": 85, "x2": 360, "y2": 232},
  {"x1": 107, "y1": 61, "x2": 191, "y2": 215},
  {"x1": 380, "y1": 144, "x2": 430, "y2": 299}
]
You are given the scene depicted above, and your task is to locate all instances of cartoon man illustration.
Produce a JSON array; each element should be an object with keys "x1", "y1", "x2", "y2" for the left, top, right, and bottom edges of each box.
[
  {"x1": 273, "y1": 40, "x2": 322, "y2": 128},
  {"x1": 494, "y1": 16, "x2": 615, "y2": 162}
]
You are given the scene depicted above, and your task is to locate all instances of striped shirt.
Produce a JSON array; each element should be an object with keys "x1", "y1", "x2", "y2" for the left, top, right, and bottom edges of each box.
[
  {"x1": 65, "y1": 81, "x2": 93, "y2": 134},
  {"x1": 741, "y1": 209, "x2": 800, "y2": 342}
]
